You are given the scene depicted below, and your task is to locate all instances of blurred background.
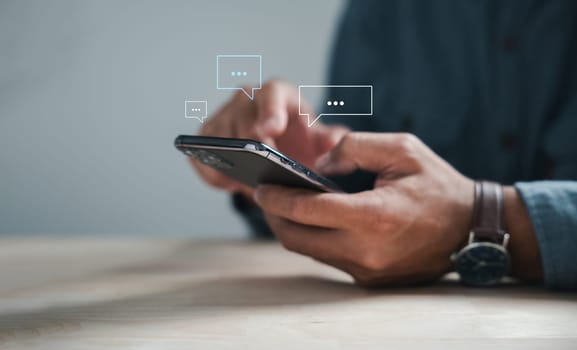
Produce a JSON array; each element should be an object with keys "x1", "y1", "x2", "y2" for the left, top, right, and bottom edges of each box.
[{"x1": 0, "y1": 0, "x2": 344, "y2": 238}]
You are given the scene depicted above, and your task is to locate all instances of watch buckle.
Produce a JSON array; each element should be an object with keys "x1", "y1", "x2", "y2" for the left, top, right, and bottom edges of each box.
[
  {"x1": 467, "y1": 231, "x2": 475, "y2": 245},
  {"x1": 469, "y1": 230, "x2": 510, "y2": 248},
  {"x1": 502, "y1": 232, "x2": 510, "y2": 249}
]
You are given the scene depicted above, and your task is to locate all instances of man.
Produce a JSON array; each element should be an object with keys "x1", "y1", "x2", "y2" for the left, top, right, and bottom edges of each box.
[{"x1": 191, "y1": 1, "x2": 577, "y2": 290}]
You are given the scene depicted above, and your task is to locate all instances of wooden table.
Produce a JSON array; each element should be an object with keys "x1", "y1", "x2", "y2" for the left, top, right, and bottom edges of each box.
[{"x1": 1, "y1": 239, "x2": 576, "y2": 349}]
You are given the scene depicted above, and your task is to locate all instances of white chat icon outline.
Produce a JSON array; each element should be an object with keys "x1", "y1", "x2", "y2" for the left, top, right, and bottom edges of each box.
[
  {"x1": 184, "y1": 100, "x2": 208, "y2": 123},
  {"x1": 299, "y1": 85, "x2": 373, "y2": 127},
  {"x1": 216, "y1": 55, "x2": 262, "y2": 100}
]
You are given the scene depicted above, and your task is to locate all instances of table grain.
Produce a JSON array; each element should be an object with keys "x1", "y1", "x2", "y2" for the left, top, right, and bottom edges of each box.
[{"x1": 1, "y1": 238, "x2": 576, "y2": 349}]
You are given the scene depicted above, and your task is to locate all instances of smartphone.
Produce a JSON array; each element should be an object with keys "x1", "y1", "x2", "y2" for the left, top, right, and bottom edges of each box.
[{"x1": 175, "y1": 135, "x2": 342, "y2": 192}]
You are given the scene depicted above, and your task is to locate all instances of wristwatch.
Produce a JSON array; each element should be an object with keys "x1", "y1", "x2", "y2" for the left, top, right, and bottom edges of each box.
[{"x1": 451, "y1": 181, "x2": 510, "y2": 286}]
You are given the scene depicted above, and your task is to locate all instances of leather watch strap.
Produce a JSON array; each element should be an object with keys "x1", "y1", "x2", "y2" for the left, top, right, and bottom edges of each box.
[{"x1": 471, "y1": 181, "x2": 507, "y2": 244}]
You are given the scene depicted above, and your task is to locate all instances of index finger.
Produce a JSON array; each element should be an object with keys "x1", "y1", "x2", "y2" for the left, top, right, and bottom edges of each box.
[
  {"x1": 255, "y1": 81, "x2": 301, "y2": 138},
  {"x1": 253, "y1": 185, "x2": 359, "y2": 229},
  {"x1": 266, "y1": 215, "x2": 348, "y2": 263}
]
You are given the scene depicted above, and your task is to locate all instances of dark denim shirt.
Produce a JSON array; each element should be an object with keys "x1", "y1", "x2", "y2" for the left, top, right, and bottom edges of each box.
[{"x1": 237, "y1": 0, "x2": 577, "y2": 290}]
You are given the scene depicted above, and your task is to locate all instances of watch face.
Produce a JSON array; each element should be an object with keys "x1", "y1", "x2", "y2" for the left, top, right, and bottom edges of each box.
[{"x1": 454, "y1": 242, "x2": 510, "y2": 286}]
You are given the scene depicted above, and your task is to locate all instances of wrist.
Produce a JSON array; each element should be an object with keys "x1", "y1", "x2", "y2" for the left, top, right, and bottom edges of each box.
[{"x1": 503, "y1": 186, "x2": 543, "y2": 282}]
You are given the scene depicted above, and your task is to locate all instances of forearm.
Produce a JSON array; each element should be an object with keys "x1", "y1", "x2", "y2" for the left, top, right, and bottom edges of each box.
[{"x1": 503, "y1": 186, "x2": 543, "y2": 282}]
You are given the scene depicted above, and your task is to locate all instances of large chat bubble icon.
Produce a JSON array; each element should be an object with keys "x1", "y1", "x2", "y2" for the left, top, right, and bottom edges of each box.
[
  {"x1": 299, "y1": 85, "x2": 373, "y2": 127},
  {"x1": 217, "y1": 55, "x2": 262, "y2": 100},
  {"x1": 184, "y1": 100, "x2": 208, "y2": 123}
]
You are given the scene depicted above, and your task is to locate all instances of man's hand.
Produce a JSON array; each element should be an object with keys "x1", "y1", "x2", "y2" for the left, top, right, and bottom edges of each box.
[
  {"x1": 190, "y1": 80, "x2": 348, "y2": 194},
  {"x1": 254, "y1": 132, "x2": 544, "y2": 286},
  {"x1": 253, "y1": 132, "x2": 476, "y2": 286}
]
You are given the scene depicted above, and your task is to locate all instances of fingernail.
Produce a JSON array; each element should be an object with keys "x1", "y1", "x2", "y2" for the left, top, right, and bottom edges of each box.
[{"x1": 253, "y1": 186, "x2": 263, "y2": 204}]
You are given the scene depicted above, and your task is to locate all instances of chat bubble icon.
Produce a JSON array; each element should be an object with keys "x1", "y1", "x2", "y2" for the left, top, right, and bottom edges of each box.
[
  {"x1": 184, "y1": 100, "x2": 208, "y2": 123},
  {"x1": 299, "y1": 85, "x2": 373, "y2": 127},
  {"x1": 217, "y1": 55, "x2": 262, "y2": 100}
]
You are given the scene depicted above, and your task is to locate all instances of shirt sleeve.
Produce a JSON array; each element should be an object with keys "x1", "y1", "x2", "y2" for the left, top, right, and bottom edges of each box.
[
  {"x1": 516, "y1": 93, "x2": 577, "y2": 291},
  {"x1": 515, "y1": 181, "x2": 577, "y2": 291}
]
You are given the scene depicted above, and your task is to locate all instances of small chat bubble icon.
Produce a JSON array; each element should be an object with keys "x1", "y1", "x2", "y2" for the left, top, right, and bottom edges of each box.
[
  {"x1": 217, "y1": 55, "x2": 262, "y2": 100},
  {"x1": 185, "y1": 100, "x2": 208, "y2": 123},
  {"x1": 299, "y1": 85, "x2": 373, "y2": 127}
]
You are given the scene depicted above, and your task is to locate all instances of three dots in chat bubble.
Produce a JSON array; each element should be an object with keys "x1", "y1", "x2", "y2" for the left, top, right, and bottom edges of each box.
[
  {"x1": 299, "y1": 85, "x2": 373, "y2": 127},
  {"x1": 217, "y1": 55, "x2": 262, "y2": 100},
  {"x1": 184, "y1": 100, "x2": 208, "y2": 123}
]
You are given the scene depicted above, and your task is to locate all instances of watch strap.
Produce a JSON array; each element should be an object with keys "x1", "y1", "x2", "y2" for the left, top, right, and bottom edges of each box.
[{"x1": 471, "y1": 181, "x2": 507, "y2": 244}]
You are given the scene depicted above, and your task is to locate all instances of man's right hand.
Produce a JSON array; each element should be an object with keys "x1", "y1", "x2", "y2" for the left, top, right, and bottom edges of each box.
[{"x1": 190, "y1": 80, "x2": 349, "y2": 193}]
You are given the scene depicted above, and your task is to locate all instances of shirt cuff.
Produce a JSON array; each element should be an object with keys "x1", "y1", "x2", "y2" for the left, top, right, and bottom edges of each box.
[{"x1": 515, "y1": 181, "x2": 577, "y2": 291}]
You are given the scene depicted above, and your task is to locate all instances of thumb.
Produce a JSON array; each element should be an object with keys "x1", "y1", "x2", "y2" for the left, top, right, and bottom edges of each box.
[{"x1": 314, "y1": 132, "x2": 425, "y2": 175}]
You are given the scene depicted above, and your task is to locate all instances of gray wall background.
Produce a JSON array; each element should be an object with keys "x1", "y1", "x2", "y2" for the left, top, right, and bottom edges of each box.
[{"x1": 0, "y1": 0, "x2": 344, "y2": 237}]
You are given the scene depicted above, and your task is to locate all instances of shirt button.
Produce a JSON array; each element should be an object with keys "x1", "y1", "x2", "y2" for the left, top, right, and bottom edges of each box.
[
  {"x1": 499, "y1": 132, "x2": 517, "y2": 151},
  {"x1": 502, "y1": 35, "x2": 520, "y2": 51},
  {"x1": 400, "y1": 114, "x2": 414, "y2": 132}
]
